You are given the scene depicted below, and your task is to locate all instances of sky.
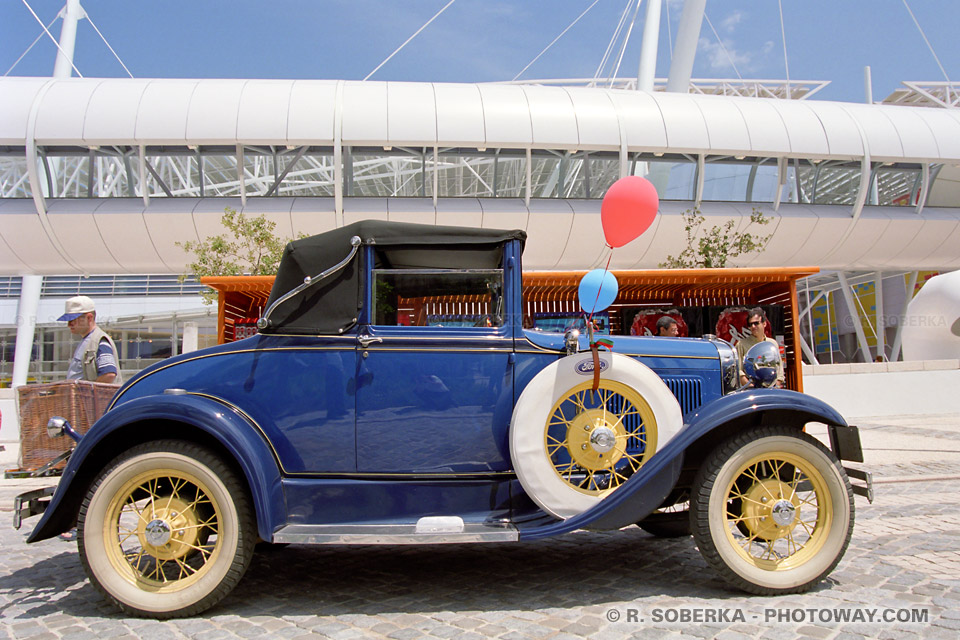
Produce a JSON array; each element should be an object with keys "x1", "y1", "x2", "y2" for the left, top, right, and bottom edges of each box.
[{"x1": 1, "y1": 0, "x2": 958, "y2": 104}]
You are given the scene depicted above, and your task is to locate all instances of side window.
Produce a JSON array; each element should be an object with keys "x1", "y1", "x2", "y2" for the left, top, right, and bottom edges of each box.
[{"x1": 372, "y1": 269, "x2": 504, "y2": 327}]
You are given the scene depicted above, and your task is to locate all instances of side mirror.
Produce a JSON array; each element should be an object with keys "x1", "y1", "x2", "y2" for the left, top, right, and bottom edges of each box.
[{"x1": 743, "y1": 341, "x2": 780, "y2": 388}]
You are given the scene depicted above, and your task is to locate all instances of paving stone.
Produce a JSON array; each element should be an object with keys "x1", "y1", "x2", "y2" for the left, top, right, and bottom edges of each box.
[{"x1": 2, "y1": 425, "x2": 959, "y2": 640}]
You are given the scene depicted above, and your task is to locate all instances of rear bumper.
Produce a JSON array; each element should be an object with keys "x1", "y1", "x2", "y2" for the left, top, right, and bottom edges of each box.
[{"x1": 13, "y1": 487, "x2": 55, "y2": 530}]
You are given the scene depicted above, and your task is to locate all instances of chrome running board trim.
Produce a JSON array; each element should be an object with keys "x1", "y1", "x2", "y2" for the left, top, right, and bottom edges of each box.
[{"x1": 272, "y1": 521, "x2": 518, "y2": 545}]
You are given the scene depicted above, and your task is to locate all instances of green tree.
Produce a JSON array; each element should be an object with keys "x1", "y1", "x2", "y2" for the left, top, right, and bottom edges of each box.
[
  {"x1": 660, "y1": 207, "x2": 772, "y2": 269},
  {"x1": 177, "y1": 208, "x2": 295, "y2": 304}
]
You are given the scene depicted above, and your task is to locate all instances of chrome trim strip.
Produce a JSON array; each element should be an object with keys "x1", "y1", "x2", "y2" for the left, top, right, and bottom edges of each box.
[
  {"x1": 273, "y1": 522, "x2": 519, "y2": 545},
  {"x1": 363, "y1": 347, "x2": 513, "y2": 354},
  {"x1": 517, "y1": 340, "x2": 717, "y2": 360},
  {"x1": 366, "y1": 334, "x2": 512, "y2": 344},
  {"x1": 286, "y1": 470, "x2": 516, "y2": 479}
]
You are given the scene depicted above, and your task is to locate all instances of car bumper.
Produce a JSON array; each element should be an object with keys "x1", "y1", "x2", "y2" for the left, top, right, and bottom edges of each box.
[
  {"x1": 829, "y1": 424, "x2": 873, "y2": 503},
  {"x1": 13, "y1": 486, "x2": 55, "y2": 530}
]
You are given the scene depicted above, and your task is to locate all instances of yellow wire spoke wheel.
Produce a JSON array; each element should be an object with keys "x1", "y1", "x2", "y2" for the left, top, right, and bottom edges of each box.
[
  {"x1": 79, "y1": 441, "x2": 255, "y2": 618},
  {"x1": 105, "y1": 470, "x2": 221, "y2": 589},
  {"x1": 545, "y1": 380, "x2": 657, "y2": 496},
  {"x1": 724, "y1": 453, "x2": 826, "y2": 569},
  {"x1": 510, "y1": 353, "x2": 683, "y2": 519},
  {"x1": 691, "y1": 427, "x2": 854, "y2": 595}
]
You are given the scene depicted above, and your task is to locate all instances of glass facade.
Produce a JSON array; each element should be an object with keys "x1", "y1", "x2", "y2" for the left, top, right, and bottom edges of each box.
[
  {"x1": 0, "y1": 321, "x2": 218, "y2": 388},
  {"x1": 0, "y1": 145, "x2": 934, "y2": 206}
]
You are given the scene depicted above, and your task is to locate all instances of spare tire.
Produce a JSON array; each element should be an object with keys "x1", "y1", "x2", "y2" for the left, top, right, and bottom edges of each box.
[{"x1": 510, "y1": 352, "x2": 683, "y2": 519}]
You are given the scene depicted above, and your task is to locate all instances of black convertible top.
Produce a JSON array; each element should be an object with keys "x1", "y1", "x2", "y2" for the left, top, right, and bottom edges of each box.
[{"x1": 260, "y1": 220, "x2": 526, "y2": 335}]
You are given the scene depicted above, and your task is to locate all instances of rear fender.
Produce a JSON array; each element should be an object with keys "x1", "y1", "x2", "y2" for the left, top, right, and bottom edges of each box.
[
  {"x1": 26, "y1": 393, "x2": 285, "y2": 543},
  {"x1": 519, "y1": 389, "x2": 847, "y2": 538}
]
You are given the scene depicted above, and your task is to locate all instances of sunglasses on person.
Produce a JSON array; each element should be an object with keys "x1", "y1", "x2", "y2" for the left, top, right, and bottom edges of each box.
[{"x1": 747, "y1": 320, "x2": 763, "y2": 327}]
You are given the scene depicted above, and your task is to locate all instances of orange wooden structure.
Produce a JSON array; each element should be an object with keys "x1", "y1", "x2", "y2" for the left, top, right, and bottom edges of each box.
[
  {"x1": 203, "y1": 266, "x2": 817, "y2": 391},
  {"x1": 201, "y1": 276, "x2": 274, "y2": 344}
]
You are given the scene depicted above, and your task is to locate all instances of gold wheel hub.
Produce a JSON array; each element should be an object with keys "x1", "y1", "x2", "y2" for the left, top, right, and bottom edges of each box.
[
  {"x1": 544, "y1": 380, "x2": 658, "y2": 497},
  {"x1": 740, "y1": 479, "x2": 800, "y2": 540},
  {"x1": 136, "y1": 496, "x2": 200, "y2": 561},
  {"x1": 566, "y1": 409, "x2": 626, "y2": 471},
  {"x1": 722, "y1": 449, "x2": 835, "y2": 572}
]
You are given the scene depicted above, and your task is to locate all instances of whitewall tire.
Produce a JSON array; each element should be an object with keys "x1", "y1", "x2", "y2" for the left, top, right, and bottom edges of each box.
[
  {"x1": 510, "y1": 352, "x2": 683, "y2": 519},
  {"x1": 78, "y1": 441, "x2": 255, "y2": 618}
]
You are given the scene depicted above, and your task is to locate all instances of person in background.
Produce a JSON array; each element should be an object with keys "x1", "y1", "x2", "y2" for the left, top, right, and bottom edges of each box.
[
  {"x1": 736, "y1": 307, "x2": 784, "y2": 388},
  {"x1": 58, "y1": 296, "x2": 122, "y2": 384},
  {"x1": 656, "y1": 315, "x2": 680, "y2": 337}
]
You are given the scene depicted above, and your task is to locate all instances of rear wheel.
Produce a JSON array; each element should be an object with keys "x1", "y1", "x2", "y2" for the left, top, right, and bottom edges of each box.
[
  {"x1": 78, "y1": 440, "x2": 255, "y2": 618},
  {"x1": 691, "y1": 426, "x2": 853, "y2": 594}
]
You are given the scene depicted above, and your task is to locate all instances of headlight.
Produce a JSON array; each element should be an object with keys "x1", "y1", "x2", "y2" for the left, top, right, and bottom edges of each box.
[
  {"x1": 743, "y1": 341, "x2": 781, "y2": 388},
  {"x1": 712, "y1": 338, "x2": 740, "y2": 395}
]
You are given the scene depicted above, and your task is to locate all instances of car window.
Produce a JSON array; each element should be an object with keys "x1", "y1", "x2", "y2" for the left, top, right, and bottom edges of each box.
[{"x1": 372, "y1": 269, "x2": 504, "y2": 327}]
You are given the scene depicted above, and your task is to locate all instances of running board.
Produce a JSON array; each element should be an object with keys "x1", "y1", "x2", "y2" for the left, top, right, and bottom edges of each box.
[{"x1": 273, "y1": 516, "x2": 519, "y2": 545}]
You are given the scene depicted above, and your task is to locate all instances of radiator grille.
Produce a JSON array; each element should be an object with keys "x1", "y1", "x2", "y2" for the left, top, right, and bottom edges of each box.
[{"x1": 662, "y1": 376, "x2": 703, "y2": 416}]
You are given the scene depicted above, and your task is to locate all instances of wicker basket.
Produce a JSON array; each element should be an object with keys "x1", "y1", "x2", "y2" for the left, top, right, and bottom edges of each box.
[{"x1": 16, "y1": 380, "x2": 120, "y2": 471}]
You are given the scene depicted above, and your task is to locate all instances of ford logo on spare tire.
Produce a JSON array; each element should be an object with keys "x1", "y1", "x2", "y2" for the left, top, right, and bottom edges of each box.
[{"x1": 574, "y1": 358, "x2": 608, "y2": 376}]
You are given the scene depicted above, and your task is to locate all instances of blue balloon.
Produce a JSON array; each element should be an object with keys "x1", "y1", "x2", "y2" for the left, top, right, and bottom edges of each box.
[{"x1": 578, "y1": 269, "x2": 619, "y2": 314}]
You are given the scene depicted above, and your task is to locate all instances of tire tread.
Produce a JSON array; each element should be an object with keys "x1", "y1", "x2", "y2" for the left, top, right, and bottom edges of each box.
[
  {"x1": 690, "y1": 426, "x2": 854, "y2": 595},
  {"x1": 77, "y1": 439, "x2": 256, "y2": 619}
]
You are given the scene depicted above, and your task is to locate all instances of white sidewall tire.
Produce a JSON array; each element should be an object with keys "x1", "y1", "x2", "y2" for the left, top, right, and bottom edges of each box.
[
  {"x1": 510, "y1": 352, "x2": 683, "y2": 518},
  {"x1": 80, "y1": 449, "x2": 243, "y2": 615},
  {"x1": 705, "y1": 435, "x2": 851, "y2": 591}
]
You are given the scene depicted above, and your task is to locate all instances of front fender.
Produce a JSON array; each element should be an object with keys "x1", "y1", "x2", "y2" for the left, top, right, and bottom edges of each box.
[
  {"x1": 26, "y1": 393, "x2": 285, "y2": 543},
  {"x1": 519, "y1": 389, "x2": 847, "y2": 539},
  {"x1": 686, "y1": 388, "x2": 847, "y2": 433}
]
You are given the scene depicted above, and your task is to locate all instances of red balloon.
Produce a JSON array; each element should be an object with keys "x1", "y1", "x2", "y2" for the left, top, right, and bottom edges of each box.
[{"x1": 601, "y1": 176, "x2": 659, "y2": 248}]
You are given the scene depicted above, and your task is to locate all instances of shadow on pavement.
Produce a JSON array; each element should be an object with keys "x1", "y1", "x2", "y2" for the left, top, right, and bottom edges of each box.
[{"x1": 1, "y1": 527, "x2": 841, "y2": 620}]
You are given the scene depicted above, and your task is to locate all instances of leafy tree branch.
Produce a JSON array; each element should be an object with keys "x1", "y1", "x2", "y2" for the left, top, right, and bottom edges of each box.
[
  {"x1": 177, "y1": 208, "x2": 300, "y2": 304},
  {"x1": 660, "y1": 207, "x2": 772, "y2": 269}
]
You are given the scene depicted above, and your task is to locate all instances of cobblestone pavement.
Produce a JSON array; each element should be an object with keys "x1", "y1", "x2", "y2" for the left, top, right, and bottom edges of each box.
[{"x1": 2, "y1": 415, "x2": 959, "y2": 639}]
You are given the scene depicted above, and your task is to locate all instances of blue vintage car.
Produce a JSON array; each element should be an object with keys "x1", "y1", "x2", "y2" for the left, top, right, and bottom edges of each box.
[{"x1": 16, "y1": 221, "x2": 871, "y2": 618}]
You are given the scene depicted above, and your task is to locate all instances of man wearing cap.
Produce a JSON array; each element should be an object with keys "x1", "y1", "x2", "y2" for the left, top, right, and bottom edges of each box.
[{"x1": 59, "y1": 296, "x2": 122, "y2": 384}]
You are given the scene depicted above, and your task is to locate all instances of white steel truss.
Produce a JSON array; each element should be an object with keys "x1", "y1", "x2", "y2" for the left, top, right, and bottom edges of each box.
[
  {"x1": 882, "y1": 81, "x2": 960, "y2": 108},
  {"x1": 504, "y1": 78, "x2": 831, "y2": 99}
]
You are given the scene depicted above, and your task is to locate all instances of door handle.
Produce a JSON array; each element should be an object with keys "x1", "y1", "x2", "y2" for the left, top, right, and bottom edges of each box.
[{"x1": 358, "y1": 335, "x2": 383, "y2": 348}]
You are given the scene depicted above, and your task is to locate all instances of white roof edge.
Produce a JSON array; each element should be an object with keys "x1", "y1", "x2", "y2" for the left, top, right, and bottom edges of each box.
[{"x1": 1, "y1": 77, "x2": 959, "y2": 163}]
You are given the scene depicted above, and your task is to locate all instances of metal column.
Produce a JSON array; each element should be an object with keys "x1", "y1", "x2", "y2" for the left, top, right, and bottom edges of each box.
[
  {"x1": 12, "y1": 275, "x2": 43, "y2": 388},
  {"x1": 890, "y1": 272, "x2": 918, "y2": 362},
  {"x1": 875, "y1": 272, "x2": 885, "y2": 360},
  {"x1": 837, "y1": 272, "x2": 873, "y2": 363},
  {"x1": 636, "y1": 0, "x2": 662, "y2": 92},
  {"x1": 665, "y1": 0, "x2": 706, "y2": 93},
  {"x1": 52, "y1": 0, "x2": 85, "y2": 78}
]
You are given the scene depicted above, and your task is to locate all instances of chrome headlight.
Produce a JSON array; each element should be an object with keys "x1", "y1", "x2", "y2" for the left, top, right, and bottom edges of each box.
[
  {"x1": 743, "y1": 341, "x2": 781, "y2": 388},
  {"x1": 46, "y1": 417, "x2": 68, "y2": 438},
  {"x1": 715, "y1": 340, "x2": 740, "y2": 394}
]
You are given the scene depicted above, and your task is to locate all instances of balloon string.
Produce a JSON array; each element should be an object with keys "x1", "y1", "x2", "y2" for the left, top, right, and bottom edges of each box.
[
  {"x1": 586, "y1": 250, "x2": 615, "y2": 323},
  {"x1": 587, "y1": 250, "x2": 614, "y2": 392}
]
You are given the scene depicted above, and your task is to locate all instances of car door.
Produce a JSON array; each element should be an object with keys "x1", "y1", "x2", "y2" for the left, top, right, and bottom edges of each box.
[{"x1": 354, "y1": 267, "x2": 514, "y2": 474}]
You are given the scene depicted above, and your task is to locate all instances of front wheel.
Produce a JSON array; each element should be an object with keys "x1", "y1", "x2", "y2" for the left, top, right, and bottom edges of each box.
[
  {"x1": 691, "y1": 426, "x2": 854, "y2": 594},
  {"x1": 78, "y1": 440, "x2": 256, "y2": 618}
]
